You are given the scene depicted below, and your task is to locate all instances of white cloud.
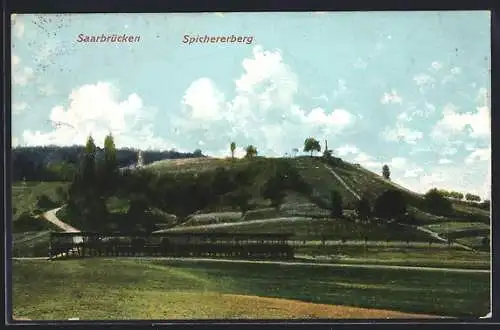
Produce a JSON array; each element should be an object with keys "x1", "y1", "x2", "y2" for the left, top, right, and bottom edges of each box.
[
  {"x1": 171, "y1": 45, "x2": 355, "y2": 156},
  {"x1": 11, "y1": 55, "x2": 34, "y2": 86},
  {"x1": 352, "y1": 152, "x2": 382, "y2": 170},
  {"x1": 431, "y1": 101, "x2": 490, "y2": 140},
  {"x1": 182, "y1": 78, "x2": 225, "y2": 120},
  {"x1": 397, "y1": 161, "x2": 490, "y2": 199},
  {"x1": 13, "y1": 102, "x2": 29, "y2": 115},
  {"x1": 12, "y1": 136, "x2": 20, "y2": 147},
  {"x1": 21, "y1": 82, "x2": 174, "y2": 150},
  {"x1": 430, "y1": 61, "x2": 443, "y2": 70},
  {"x1": 214, "y1": 12, "x2": 224, "y2": 17},
  {"x1": 403, "y1": 167, "x2": 424, "y2": 178},
  {"x1": 413, "y1": 74, "x2": 436, "y2": 92},
  {"x1": 465, "y1": 148, "x2": 490, "y2": 164},
  {"x1": 380, "y1": 90, "x2": 402, "y2": 104},
  {"x1": 441, "y1": 147, "x2": 458, "y2": 156},
  {"x1": 335, "y1": 145, "x2": 359, "y2": 157},
  {"x1": 381, "y1": 125, "x2": 423, "y2": 144},
  {"x1": 299, "y1": 107, "x2": 354, "y2": 128},
  {"x1": 389, "y1": 157, "x2": 407, "y2": 169},
  {"x1": 451, "y1": 67, "x2": 462, "y2": 75},
  {"x1": 438, "y1": 158, "x2": 453, "y2": 164}
]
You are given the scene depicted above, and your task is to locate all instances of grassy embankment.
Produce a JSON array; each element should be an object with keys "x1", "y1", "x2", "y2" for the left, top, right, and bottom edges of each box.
[{"x1": 12, "y1": 258, "x2": 489, "y2": 320}]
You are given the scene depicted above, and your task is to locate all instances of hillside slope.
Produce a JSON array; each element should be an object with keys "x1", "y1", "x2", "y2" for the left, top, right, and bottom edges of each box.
[{"x1": 144, "y1": 156, "x2": 489, "y2": 223}]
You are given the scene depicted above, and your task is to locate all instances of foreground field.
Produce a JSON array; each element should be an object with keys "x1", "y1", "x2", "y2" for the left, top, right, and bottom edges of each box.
[{"x1": 12, "y1": 259, "x2": 489, "y2": 319}]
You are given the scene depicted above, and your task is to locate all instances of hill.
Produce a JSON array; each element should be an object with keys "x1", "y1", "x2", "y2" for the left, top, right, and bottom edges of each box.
[{"x1": 144, "y1": 155, "x2": 489, "y2": 223}]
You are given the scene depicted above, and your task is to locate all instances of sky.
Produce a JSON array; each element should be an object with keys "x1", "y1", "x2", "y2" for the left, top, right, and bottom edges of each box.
[{"x1": 10, "y1": 11, "x2": 491, "y2": 199}]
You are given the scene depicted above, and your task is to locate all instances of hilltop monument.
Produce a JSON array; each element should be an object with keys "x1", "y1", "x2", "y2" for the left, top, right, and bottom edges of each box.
[{"x1": 137, "y1": 150, "x2": 144, "y2": 168}]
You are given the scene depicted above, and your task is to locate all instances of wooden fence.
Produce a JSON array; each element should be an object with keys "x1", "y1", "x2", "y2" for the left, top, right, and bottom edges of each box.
[{"x1": 49, "y1": 232, "x2": 294, "y2": 260}]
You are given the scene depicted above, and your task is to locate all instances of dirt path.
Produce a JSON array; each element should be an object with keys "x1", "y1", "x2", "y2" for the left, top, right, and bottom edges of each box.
[
  {"x1": 42, "y1": 207, "x2": 80, "y2": 233},
  {"x1": 323, "y1": 165, "x2": 361, "y2": 200},
  {"x1": 11, "y1": 256, "x2": 489, "y2": 273},
  {"x1": 155, "y1": 216, "x2": 313, "y2": 233},
  {"x1": 407, "y1": 224, "x2": 473, "y2": 251},
  {"x1": 41, "y1": 207, "x2": 82, "y2": 247}
]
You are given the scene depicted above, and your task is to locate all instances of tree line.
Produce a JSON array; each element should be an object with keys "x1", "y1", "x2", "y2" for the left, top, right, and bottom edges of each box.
[{"x1": 12, "y1": 145, "x2": 205, "y2": 182}]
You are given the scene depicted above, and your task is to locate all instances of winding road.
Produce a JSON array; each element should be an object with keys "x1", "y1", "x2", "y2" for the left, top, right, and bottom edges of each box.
[{"x1": 42, "y1": 207, "x2": 79, "y2": 233}]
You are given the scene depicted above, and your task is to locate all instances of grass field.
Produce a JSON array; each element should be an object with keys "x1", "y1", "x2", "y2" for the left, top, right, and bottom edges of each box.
[
  {"x1": 295, "y1": 244, "x2": 490, "y2": 269},
  {"x1": 12, "y1": 181, "x2": 69, "y2": 221},
  {"x1": 12, "y1": 259, "x2": 489, "y2": 320},
  {"x1": 12, "y1": 231, "x2": 55, "y2": 257}
]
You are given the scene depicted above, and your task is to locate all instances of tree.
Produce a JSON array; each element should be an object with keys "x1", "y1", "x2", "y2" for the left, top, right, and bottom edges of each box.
[
  {"x1": 229, "y1": 188, "x2": 253, "y2": 213},
  {"x1": 230, "y1": 142, "x2": 236, "y2": 159},
  {"x1": 262, "y1": 175, "x2": 286, "y2": 210},
  {"x1": 382, "y1": 165, "x2": 391, "y2": 180},
  {"x1": 374, "y1": 189, "x2": 406, "y2": 220},
  {"x1": 98, "y1": 133, "x2": 118, "y2": 195},
  {"x1": 424, "y1": 188, "x2": 452, "y2": 214},
  {"x1": 244, "y1": 145, "x2": 257, "y2": 158},
  {"x1": 303, "y1": 138, "x2": 321, "y2": 157},
  {"x1": 330, "y1": 190, "x2": 343, "y2": 217},
  {"x1": 82, "y1": 135, "x2": 97, "y2": 184},
  {"x1": 356, "y1": 196, "x2": 371, "y2": 222},
  {"x1": 465, "y1": 193, "x2": 481, "y2": 202}
]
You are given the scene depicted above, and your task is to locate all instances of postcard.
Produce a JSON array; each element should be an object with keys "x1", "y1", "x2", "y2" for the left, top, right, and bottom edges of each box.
[{"x1": 10, "y1": 11, "x2": 491, "y2": 321}]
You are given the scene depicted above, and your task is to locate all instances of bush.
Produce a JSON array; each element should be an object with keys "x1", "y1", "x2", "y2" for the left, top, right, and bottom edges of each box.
[
  {"x1": 374, "y1": 189, "x2": 407, "y2": 220},
  {"x1": 12, "y1": 212, "x2": 50, "y2": 233},
  {"x1": 424, "y1": 188, "x2": 452, "y2": 214},
  {"x1": 34, "y1": 194, "x2": 58, "y2": 213}
]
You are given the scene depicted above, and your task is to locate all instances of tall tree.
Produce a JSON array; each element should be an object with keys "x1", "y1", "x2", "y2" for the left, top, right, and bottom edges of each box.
[
  {"x1": 245, "y1": 145, "x2": 257, "y2": 158},
  {"x1": 303, "y1": 137, "x2": 321, "y2": 157},
  {"x1": 82, "y1": 135, "x2": 97, "y2": 184},
  {"x1": 97, "y1": 133, "x2": 118, "y2": 197},
  {"x1": 230, "y1": 142, "x2": 236, "y2": 159},
  {"x1": 382, "y1": 164, "x2": 391, "y2": 180},
  {"x1": 374, "y1": 189, "x2": 407, "y2": 221}
]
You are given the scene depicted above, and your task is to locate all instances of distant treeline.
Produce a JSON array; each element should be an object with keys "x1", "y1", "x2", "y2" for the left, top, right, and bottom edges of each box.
[{"x1": 11, "y1": 145, "x2": 205, "y2": 182}]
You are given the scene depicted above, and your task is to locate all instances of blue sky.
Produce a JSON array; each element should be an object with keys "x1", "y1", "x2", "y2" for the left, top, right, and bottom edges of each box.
[{"x1": 11, "y1": 11, "x2": 490, "y2": 198}]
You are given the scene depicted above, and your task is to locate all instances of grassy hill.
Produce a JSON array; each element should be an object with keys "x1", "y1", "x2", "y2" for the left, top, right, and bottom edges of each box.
[
  {"x1": 142, "y1": 155, "x2": 490, "y2": 253},
  {"x1": 144, "y1": 156, "x2": 489, "y2": 225},
  {"x1": 12, "y1": 259, "x2": 489, "y2": 319}
]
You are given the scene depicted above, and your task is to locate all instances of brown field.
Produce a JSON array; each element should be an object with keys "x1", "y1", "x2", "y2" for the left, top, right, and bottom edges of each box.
[{"x1": 12, "y1": 293, "x2": 442, "y2": 320}]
